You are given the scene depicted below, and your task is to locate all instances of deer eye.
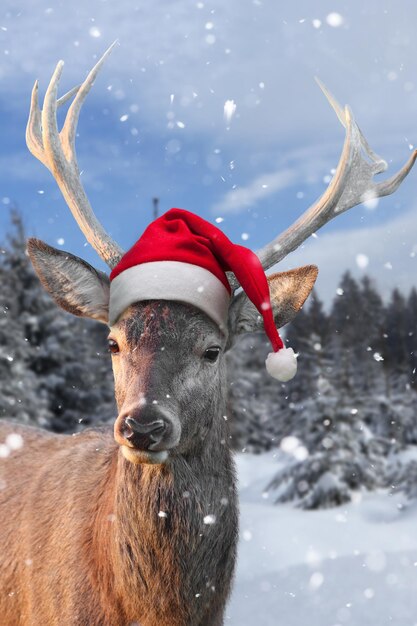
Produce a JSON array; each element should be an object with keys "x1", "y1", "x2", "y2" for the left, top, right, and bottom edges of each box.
[
  {"x1": 203, "y1": 346, "x2": 221, "y2": 363},
  {"x1": 108, "y1": 338, "x2": 120, "y2": 355}
]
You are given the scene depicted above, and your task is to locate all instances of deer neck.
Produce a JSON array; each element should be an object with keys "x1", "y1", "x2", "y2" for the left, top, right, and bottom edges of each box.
[
  {"x1": 103, "y1": 415, "x2": 236, "y2": 624},
  {"x1": 114, "y1": 415, "x2": 235, "y2": 540}
]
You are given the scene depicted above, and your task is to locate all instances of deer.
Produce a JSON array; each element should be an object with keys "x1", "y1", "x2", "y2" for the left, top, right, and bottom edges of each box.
[{"x1": 0, "y1": 42, "x2": 415, "y2": 626}]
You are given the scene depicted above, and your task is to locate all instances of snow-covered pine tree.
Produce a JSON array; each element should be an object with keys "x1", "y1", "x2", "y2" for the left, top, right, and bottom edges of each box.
[
  {"x1": 267, "y1": 284, "x2": 386, "y2": 509},
  {"x1": 328, "y1": 271, "x2": 364, "y2": 395},
  {"x1": 0, "y1": 209, "x2": 115, "y2": 432},
  {"x1": 383, "y1": 288, "x2": 409, "y2": 386},
  {"x1": 0, "y1": 210, "x2": 52, "y2": 426},
  {"x1": 285, "y1": 290, "x2": 331, "y2": 399},
  {"x1": 406, "y1": 287, "x2": 417, "y2": 388},
  {"x1": 227, "y1": 332, "x2": 289, "y2": 451},
  {"x1": 36, "y1": 311, "x2": 115, "y2": 432},
  {"x1": 267, "y1": 375, "x2": 386, "y2": 509},
  {"x1": 265, "y1": 274, "x2": 417, "y2": 509}
]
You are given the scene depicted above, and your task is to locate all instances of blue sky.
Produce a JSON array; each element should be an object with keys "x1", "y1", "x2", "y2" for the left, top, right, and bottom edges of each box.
[{"x1": 1, "y1": 0, "x2": 417, "y2": 305}]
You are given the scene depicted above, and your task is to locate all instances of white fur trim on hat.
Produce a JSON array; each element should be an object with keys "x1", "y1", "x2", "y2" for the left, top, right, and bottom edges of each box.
[{"x1": 109, "y1": 261, "x2": 231, "y2": 329}]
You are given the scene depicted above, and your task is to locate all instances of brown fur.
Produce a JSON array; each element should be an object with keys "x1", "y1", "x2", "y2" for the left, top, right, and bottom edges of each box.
[
  {"x1": 0, "y1": 423, "x2": 237, "y2": 626},
  {"x1": 0, "y1": 302, "x2": 238, "y2": 626}
]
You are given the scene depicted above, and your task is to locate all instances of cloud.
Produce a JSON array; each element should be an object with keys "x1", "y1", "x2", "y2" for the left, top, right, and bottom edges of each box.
[
  {"x1": 2, "y1": 0, "x2": 417, "y2": 148},
  {"x1": 212, "y1": 168, "x2": 298, "y2": 214},
  {"x1": 210, "y1": 139, "x2": 352, "y2": 215}
]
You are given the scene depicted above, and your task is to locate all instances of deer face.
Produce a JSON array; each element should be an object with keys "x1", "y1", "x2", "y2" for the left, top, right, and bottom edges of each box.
[
  {"x1": 27, "y1": 239, "x2": 317, "y2": 465},
  {"x1": 109, "y1": 301, "x2": 227, "y2": 464}
]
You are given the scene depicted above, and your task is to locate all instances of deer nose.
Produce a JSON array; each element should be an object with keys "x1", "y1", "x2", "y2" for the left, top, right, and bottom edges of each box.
[{"x1": 122, "y1": 416, "x2": 167, "y2": 451}]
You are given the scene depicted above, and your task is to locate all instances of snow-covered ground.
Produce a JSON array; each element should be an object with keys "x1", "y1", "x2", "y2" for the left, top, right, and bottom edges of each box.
[{"x1": 228, "y1": 453, "x2": 417, "y2": 626}]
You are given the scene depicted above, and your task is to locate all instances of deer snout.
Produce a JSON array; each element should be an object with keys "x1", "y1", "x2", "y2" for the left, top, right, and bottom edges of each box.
[
  {"x1": 114, "y1": 405, "x2": 180, "y2": 463},
  {"x1": 123, "y1": 417, "x2": 167, "y2": 451}
]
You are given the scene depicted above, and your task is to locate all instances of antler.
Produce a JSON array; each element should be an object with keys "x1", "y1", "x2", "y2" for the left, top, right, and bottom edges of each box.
[
  {"x1": 26, "y1": 42, "x2": 124, "y2": 269},
  {"x1": 27, "y1": 49, "x2": 415, "y2": 279},
  {"x1": 255, "y1": 78, "x2": 417, "y2": 274}
]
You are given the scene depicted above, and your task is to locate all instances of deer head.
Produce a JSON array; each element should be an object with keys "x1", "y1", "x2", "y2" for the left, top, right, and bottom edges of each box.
[{"x1": 26, "y1": 45, "x2": 416, "y2": 465}]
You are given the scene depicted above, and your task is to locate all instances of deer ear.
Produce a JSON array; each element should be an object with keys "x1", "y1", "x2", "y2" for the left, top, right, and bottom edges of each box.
[
  {"x1": 228, "y1": 265, "x2": 318, "y2": 339},
  {"x1": 27, "y1": 238, "x2": 110, "y2": 324}
]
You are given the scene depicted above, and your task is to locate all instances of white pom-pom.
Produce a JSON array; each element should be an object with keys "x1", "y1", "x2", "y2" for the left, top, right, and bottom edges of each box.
[{"x1": 265, "y1": 347, "x2": 297, "y2": 382}]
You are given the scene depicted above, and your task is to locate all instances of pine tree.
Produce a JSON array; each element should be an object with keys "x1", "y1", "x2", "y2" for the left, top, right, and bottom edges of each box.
[
  {"x1": 0, "y1": 209, "x2": 115, "y2": 432},
  {"x1": 227, "y1": 332, "x2": 289, "y2": 451},
  {"x1": 358, "y1": 276, "x2": 386, "y2": 391},
  {"x1": 267, "y1": 376, "x2": 387, "y2": 509},
  {"x1": 384, "y1": 288, "x2": 409, "y2": 380},
  {"x1": 406, "y1": 288, "x2": 417, "y2": 388},
  {"x1": 328, "y1": 272, "x2": 363, "y2": 396},
  {"x1": 264, "y1": 273, "x2": 415, "y2": 509},
  {"x1": 0, "y1": 210, "x2": 52, "y2": 425}
]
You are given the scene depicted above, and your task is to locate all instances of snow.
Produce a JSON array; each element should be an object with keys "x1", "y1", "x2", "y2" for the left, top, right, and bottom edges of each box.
[
  {"x1": 228, "y1": 452, "x2": 417, "y2": 625},
  {"x1": 326, "y1": 12, "x2": 344, "y2": 28},
  {"x1": 88, "y1": 26, "x2": 101, "y2": 38},
  {"x1": 356, "y1": 253, "x2": 369, "y2": 269},
  {"x1": 224, "y1": 100, "x2": 237, "y2": 124},
  {"x1": 5, "y1": 433, "x2": 23, "y2": 450}
]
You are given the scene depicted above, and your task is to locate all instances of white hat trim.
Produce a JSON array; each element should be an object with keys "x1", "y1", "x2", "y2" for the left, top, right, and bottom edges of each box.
[{"x1": 109, "y1": 260, "x2": 231, "y2": 329}]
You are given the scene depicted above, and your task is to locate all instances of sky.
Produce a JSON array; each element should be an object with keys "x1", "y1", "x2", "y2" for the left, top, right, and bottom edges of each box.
[{"x1": 1, "y1": 0, "x2": 417, "y2": 306}]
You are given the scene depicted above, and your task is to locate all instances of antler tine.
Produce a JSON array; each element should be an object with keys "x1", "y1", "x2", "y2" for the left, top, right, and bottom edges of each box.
[
  {"x1": 26, "y1": 80, "x2": 44, "y2": 165},
  {"x1": 41, "y1": 59, "x2": 65, "y2": 168},
  {"x1": 255, "y1": 81, "x2": 417, "y2": 273},
  {"x1": 26, "y1": 42, "x2": 124, "y2": 269},
  {"x1": 61, "y1": 41, "x2": 118, "y2": 160},
  {"x1": 315, "y1": 77, "x2": 386, "y2": 169},
  {"x1": 57, "y1": 85, "x2": 81, "y2": 108}
]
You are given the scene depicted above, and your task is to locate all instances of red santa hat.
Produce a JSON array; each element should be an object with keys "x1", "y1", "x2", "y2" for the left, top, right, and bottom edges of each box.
[{"x1": 109, "y1": 208, "x2": 297, "y2": 382}]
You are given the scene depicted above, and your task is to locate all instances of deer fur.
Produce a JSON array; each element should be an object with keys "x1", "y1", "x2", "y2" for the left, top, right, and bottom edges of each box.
[{"x1": 0, "y1": 240, "x2": 318, "y2": 625}]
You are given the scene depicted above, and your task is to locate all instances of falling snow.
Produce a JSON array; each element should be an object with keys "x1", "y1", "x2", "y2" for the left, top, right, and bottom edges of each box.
[
  {"x1": 88, "y1": 26, "x2": 101, "y2": 38},
  {"x1": 356, "y1": 253, "x2": 369, "y2": 269},
  {"x1": 309, "y1": 571, "x2": 324, "y2": 590},
  {"x1": 326, "y1": 12, "x2": 344, "y2": 27},
  {"x1": 224, "y1": 99, "x2": 237, "y2": 124},
  {"x1": 5, "y1": 433, "x2": 23, "y2": 450}
]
